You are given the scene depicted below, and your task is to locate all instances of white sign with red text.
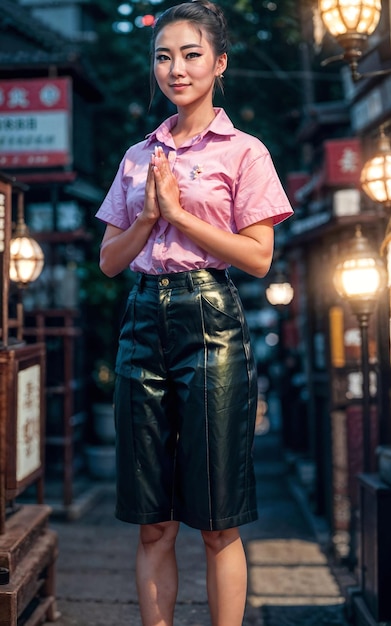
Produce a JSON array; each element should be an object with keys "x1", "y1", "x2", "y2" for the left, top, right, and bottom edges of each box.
[{"x1": 0, "y1": 77, "x2": 72, "y2": 168}]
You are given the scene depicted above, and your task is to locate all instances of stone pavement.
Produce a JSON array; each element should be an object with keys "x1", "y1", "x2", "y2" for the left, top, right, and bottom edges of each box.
[{"x1": 44, "y1": 431, "x2": 352, "y2": 626}]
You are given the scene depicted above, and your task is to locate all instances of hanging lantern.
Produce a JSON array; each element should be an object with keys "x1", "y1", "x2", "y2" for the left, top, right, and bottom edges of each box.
[
  {"x1": 10, "y1": 201, "x2": 44, "y2": 286},
  {"x1": 319, "y1": 0, "x2": 382, "y2": 80},
  {"x1": 266, "y1": 282, "x2": 294, "y2": 306},
  {"x1": 9, "y1": 189, "x2": 45, "y2": 287},
  {"x1": 360, "y1": 127, "x2": 391, "y2": 208},
  {"x1": 10, "y1": 234, "x2": 44, "y2": 285},
  {"x1": 333, "y1": 224, "x2": 386, "y2": 318},
  {"x1": 319, "y1": 0, "x2": 381, "y2": 37},
  {"x1": 266, "y1": 268, "x2": 294, "y2": 307}
]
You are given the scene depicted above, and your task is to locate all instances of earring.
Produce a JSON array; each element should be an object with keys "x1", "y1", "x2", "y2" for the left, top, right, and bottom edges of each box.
[{"x1": 220, "y1": 74, "x2": 224, "y2": 78}]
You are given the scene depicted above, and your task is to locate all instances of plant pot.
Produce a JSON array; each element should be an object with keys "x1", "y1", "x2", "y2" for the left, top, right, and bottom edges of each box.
[
  {"x1": 93, "y1": 403, "x2": 116, "y2": 444},
  {"x1": 376, "y1": 445, "x2": 391, "y2": 486},
  {"x1": 85, "y1": 445, "x2": 116, "y2": 480}
]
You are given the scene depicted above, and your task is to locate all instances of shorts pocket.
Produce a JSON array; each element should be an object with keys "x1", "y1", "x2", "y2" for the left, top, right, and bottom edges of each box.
[{"x1": 200, "y1": 282, "x2": 245, "y2": 331}]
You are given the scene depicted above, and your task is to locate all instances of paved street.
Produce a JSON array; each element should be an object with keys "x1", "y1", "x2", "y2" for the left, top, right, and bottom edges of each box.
[{"x1": 45, "y1": 431, "x2": 352, "y2": 626}]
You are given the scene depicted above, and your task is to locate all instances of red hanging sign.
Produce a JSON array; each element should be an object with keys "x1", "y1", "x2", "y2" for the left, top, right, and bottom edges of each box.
[
  {"x1": 0, "y1": 77, "x2": 72, "y2": 168},
  {"x1": 324, "y1": 138, "x2": 362, "y2": 186}
]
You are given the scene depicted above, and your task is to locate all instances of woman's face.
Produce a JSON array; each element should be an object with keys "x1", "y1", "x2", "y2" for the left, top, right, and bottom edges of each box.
[{"x1": 153, "y1": 21, "x2": 227, "y2": 109}]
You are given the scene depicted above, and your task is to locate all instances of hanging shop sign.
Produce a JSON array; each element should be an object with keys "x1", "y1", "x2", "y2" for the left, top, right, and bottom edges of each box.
[
  {"x1": 0, "y1": 77, "x2": 72, "y2": 168},
  {"x1": 324, "y1": 138, "x2": 362, "y2": 186}
]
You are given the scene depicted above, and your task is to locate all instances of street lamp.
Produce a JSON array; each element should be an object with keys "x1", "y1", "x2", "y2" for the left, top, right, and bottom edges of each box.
[
  {"x1": 360, "y1": 126, "x2": 391, "y2": 209},
  {"x1": 9, "y1": 190, "x2": 44, "y2": 287},
  {"x1": 318, "y1": 0, "x2": 390, "y2": 81},
  {"x1": 265, "y1": 268, "x2": 294, "y2": 444},
  {"x1": 266, "y1": 272, "x2": 294, "y2": 307},
  {"x1": 333, "y1": 225, "x2": 387, "y2": 471},
  {"x1": 8, "y1": 188, "x2": 44, "y2": 343}
]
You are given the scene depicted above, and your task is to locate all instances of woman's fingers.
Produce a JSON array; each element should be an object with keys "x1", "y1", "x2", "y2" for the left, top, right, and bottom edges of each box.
[{"x1": 143, "y1": 161, "x2": 160, "y2": 220}]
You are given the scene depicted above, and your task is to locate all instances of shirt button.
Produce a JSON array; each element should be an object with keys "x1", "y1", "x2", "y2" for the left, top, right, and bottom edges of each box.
[{"x1": 157, "y1": 267, "x2": 163, "y2": 273}]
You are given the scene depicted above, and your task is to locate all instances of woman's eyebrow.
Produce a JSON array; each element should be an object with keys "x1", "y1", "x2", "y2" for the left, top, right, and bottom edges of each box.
[{"x1": 155, "y1": 43, "x2": 204, "y2": 52}]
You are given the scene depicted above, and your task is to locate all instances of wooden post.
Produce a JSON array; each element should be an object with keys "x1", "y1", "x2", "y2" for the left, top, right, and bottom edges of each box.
[{"x1": 0, "y1": 174, "x2": 12, "y2": 534}]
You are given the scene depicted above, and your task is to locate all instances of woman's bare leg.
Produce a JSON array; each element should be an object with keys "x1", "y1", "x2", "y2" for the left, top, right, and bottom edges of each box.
[
  {"x1": 136, "y1": 521, "x2": 180, "y2": 626},
  {"x1": 201, "y1": 527, "x2": 247, "y2": 626}
]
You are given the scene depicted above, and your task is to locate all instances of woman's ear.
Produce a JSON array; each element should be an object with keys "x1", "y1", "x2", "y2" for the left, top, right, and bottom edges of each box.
[{"x1": 216, "y1": 53, "x2": 228, "y2": 77}]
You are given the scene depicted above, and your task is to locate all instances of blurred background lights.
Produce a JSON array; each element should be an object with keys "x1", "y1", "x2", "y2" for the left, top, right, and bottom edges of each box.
[
  {"x1": 112, "y1": 21, "x2": 134, "y2": 33},
  {"x1": 266, "y1": 281, "x2": 294, "y2": 306},
  {"x1": 240, "y1": 106, "x2": 255, "y2": 122},
  {"x1": 117, "y1": 3, "x2": 133, "y2": 16},
  {"x1": 129, "y1": 102, "x2": 144, "y2": 118},
  {"x1": 245, "y1": 13, "x2": 260, "y2": 23},
  {"x1": 265, "y1": 332, "x2": 279, "y2": 347},
  {"x1": 135, "y1": 14, "x2": 155, "y2": 27},
  {"x1": 257, "y1": 30, "x2": 272, "y2": 41}
]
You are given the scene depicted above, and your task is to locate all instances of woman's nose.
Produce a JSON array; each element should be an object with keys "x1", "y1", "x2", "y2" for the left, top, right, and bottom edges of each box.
[{"x1": 170, "y1": 57, "x2": 185, "y2": 76}]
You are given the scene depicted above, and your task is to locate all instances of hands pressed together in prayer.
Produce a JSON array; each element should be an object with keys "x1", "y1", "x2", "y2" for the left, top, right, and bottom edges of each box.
[{"x1": 142, "y1": 146, "x2": 182, "y2": 224}]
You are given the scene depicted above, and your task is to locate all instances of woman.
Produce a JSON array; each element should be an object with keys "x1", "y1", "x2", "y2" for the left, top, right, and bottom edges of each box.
[{"x1": 96, "y1": 2, "x2": 293, "y2": 625}]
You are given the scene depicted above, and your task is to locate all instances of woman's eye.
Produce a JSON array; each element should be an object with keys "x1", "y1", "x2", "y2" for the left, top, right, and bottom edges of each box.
[
  {"x1": 156, "y1": 54, "x2": 170, "y2": 62},
  {"x1": 187, "y1": 52, "x2": 201, "y2": 59}
]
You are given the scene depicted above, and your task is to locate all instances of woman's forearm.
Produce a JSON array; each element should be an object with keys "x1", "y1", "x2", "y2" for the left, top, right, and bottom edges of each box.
[
  {"x1": 100, "y1": 207, "x2": 274, "y2": 279},
  {"x1": 172, "y1": 211, "x2": 274, "y2": 278},
  {"x1": 99, "y1": 215, "x2": 157, "y2": 277}
]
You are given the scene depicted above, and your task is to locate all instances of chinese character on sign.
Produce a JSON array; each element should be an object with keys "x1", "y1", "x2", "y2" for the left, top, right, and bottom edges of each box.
[
  {"x1": 24, "y1": 381, "x2": 35, "y2": 410},
  {"x1": 23, "y1": 417, "x2": 38, "y2": 456},
  {"x1": 0, "y1": 78, "x2": 71, "y2": 168},
  {"x1": 17, "y1": 364, "x2": 41, "y2": 481},
  {"x1": 325, "y1": 139, "x2": 362, "y2": 186},
  {"x1": 338, "y1": 148, "x2": 359, "y2": 174},
  {"x1": 8, "y1": 87, "x2": 29, "y2": 109}
]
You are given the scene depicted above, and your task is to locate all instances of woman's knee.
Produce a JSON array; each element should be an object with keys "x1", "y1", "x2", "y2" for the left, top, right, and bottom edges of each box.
[
  {"x1": 139, "y1": 521, "x2": 180, "y2": 550},
  {"x1": 201, "y1": 527, "x2": 240, "y2": 553}
]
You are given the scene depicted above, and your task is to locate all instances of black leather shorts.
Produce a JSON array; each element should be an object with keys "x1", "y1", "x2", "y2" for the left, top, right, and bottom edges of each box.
[{"x1": 114, "y1": 268, "x2": 258, "y2": 530}]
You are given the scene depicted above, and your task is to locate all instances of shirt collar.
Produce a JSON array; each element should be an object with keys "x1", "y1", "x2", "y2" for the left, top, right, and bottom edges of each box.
[{"x1": 145, "y1": 108, "x2": 236, "y2": 148}]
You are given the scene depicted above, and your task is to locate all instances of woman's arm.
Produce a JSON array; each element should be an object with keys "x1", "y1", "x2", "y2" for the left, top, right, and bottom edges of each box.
[
  {"x1": 152, "y1": 148, "x2": 274, "y2": 278},
  {"x1": 99, "y1": 163, "x2": 160, "y2": 277},
  {"x1": 99, "y1": 216, "x2": 156, "y2": 277},
  {"x1": 171, "y1": 213, "x2": 273, "y2": 278}
]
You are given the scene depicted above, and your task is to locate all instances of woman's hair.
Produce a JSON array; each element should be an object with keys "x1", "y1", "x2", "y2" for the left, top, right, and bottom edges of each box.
[{"x1": 149, "y1": 0, "x2": 229, "y2": 105}]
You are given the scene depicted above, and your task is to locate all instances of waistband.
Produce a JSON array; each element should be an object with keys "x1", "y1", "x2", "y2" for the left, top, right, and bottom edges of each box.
[{"x1": 137, "y1": 268, "x2": 229, "y2": 291}]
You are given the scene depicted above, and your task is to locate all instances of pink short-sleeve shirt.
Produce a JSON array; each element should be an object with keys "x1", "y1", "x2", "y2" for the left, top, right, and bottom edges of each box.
[{"x1": 95, "y1": 108, "x2": 293, "y2": 274}]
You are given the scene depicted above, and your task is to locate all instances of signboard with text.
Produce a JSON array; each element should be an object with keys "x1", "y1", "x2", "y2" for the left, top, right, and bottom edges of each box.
[
  {"x1": 1, "y1": 343, "x2": 46, "y2": 503},
  {"x1": 17, "y1": 364, "x2": 42, "y2": 482},
  {"x1": 324, "y1": 138, "x2": 362, "y2": 186},
  {"x1": 0, "y1": 77, "x2": 72, "y2": 168}
]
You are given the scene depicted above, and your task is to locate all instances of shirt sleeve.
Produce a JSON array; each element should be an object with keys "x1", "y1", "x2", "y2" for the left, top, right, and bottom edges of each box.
[
  {"x1": 234, "y1": 150, "x2": 293, "y2": 230},
  {"x1": 95, "y1": 156, "x2": 131, "y2": 230}
]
